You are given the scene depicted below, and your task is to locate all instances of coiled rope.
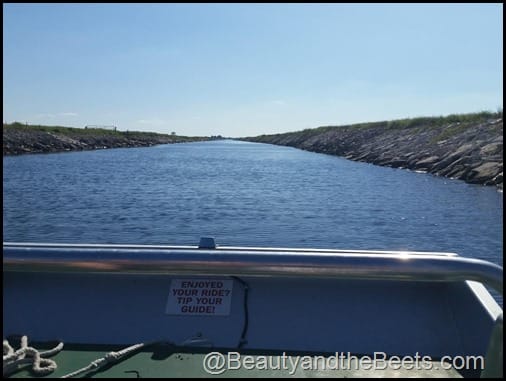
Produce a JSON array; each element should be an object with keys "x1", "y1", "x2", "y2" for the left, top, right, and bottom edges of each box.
[
  {"x1": 3, "y1": 336, "x2": 147, "y2": 378},
  {"x1": 3, "y1": 336, "x2": 64, "y2": 377}
]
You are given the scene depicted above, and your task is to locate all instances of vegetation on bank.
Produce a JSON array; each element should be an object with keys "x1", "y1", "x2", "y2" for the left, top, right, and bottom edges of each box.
[
  {"x1": 2, "y1": 122, "x2": 205, "y2": 142},
  {"x1": 3, "y1": 122, "x2": 213, "y2": 156},
  {"x1": 245, "y1": 110, "x2": 503, "y2": 142}
]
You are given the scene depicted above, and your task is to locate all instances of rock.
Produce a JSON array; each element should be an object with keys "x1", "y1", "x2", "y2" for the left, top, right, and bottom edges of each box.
[
  {"x1": 413, "y1": 156, "x2": 440, "y2": 170},
  {"x1": 386, "y1": 159, "x2": 408, "y2": 168},
  {"x1": 466, "y1": 162, "x2": 503, "y2": 184},
  {"x1": 480, "y1": 142, "x2": 502, "y2": 156},
  {"x1": 450, "y1": 143, "x2": 476, "y2": 157}
]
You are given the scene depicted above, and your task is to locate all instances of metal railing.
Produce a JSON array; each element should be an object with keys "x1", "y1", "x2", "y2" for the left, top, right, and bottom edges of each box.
[{"x1": 3, "y1": 242, "x2": 503, "y2": 296}]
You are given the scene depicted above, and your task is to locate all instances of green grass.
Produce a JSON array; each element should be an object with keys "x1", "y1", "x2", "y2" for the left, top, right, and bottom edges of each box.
[
  {"x1": 244, "y1": 110, "x2": 502, "y2": 140},
  {"x1": 4, "y1": 122, "x2": 121, "y2": 135},
  {"x1": 2, "y1": 122, "x2": 203, "y2": 140},
  {"x1": 326, "y1": 110, "x2": 501, "y2": 133}
]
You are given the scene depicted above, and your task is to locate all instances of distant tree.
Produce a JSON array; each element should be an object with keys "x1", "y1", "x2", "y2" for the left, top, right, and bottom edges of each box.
[{"x1": 171, "y1": 131, "x2": 176, "y2": 136}]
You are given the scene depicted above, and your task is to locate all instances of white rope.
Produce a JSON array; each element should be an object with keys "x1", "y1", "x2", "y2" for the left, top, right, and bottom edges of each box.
[
  {"x1": 4, "y1": 336, "x2": 149, "y2": 378},
  {"x1": 3, "y1": 336, "x2": 64, "y2": 377},
  {"x1": 60, "y1": 342, "x2": 146, "y2": 378}
]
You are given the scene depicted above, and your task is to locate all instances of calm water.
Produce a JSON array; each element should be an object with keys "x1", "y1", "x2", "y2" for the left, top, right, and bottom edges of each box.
[{"x1": 3, "y1": 140, "x2": 503, "y2": 300}]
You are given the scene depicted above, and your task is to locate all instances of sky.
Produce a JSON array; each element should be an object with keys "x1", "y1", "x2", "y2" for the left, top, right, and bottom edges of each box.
[{"x1": 3, "y1": 3, "x2": 503, "y2": 138}]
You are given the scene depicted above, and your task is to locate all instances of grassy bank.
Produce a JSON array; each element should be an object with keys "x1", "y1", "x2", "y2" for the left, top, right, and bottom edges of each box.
[
  {"x1": 241, "y1": 111, "x2": 503, "y2": 189},
  {"x1": 3, "y1": 122, "x2": 211, "y2": 155},
  {"x1": 246, "y1": 111, "x2": 503, "y2": 142}
]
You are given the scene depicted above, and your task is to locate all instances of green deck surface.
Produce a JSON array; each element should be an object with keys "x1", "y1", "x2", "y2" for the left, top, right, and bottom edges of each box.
[{"x1": 6, "y1": 342, "x2": 469, "y2": 378}]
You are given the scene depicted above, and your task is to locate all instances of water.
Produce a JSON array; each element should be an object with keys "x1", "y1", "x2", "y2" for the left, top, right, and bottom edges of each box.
[{"x1": 3, "y1": 140, "x2": 503, "y2": 302}]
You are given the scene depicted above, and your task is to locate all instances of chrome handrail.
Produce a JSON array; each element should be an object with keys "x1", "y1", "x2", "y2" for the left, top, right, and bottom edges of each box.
[{"x1": 3, "y1": 242, "x2": 503, "y2": 296}]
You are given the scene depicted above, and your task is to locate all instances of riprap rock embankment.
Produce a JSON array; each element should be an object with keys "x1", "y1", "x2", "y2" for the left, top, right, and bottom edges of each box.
[
  {"x1": 3, "y1": 124, "x2": 208, "y2": 155},
  {"x1": 242, "y1": 113, "x2": 503, "y2": 189}
]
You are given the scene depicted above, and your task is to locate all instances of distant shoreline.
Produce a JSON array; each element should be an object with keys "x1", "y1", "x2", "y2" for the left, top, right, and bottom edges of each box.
[
  {"x1": 4, "y1": 114, "x2": 503, "y2": 190},
  {"x1": 241, "y1": 111, "x2": 503, "y2": 190},
  {"x1": 3, "y1": 123, "x2": 215, "y2": 156}
]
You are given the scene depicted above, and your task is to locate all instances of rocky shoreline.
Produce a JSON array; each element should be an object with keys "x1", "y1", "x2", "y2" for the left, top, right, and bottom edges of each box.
[
  {"x1": 3, "y1": 124, "x2": 209, "y2": 156},
  {"x1": 242, "y1": 113, "x2": 503, "y2": 190}
]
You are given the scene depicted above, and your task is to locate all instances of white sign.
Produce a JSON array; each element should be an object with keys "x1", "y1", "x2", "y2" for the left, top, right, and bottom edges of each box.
[{"x1": 165, "y1": 279, "x2": 234, "y2": 316}]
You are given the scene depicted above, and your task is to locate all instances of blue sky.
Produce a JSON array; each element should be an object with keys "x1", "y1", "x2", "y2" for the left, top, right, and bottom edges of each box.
[{"x1": 3, "y1": 3, "x2": 503, "y2": 137}]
